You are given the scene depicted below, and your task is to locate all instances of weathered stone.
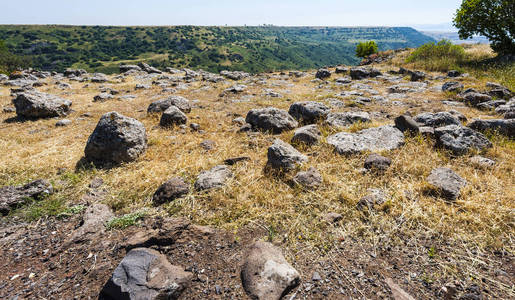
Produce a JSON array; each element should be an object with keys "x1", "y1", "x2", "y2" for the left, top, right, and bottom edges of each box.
[
  {"x1": 427, "y1": 168, "x2": 467, "y2": 200},
  {"x1": 327, "y1": 126, "x2": 404, "y2": 155},
  {"x1": 13, "y1": 92, "x2": 72, "y2": 118},
  {"x1": 394, "y1": 115, "x2": 420, "y2": 134},
  {"x1": 100, "y1": 248, "x2": 192, "y2": 300},
  {"x1": 194, "y1": 165, "x2": 233, "y2": 191},
  {"x1": 241, "y1": 241, "x2": 300, "y2": 300},
  {"x1": 477, "y1": 100, "x2": 506, "y2": 111},
  {"x1": 93, "y1": 92, "x2": 114, "y2": 102},
  {"x1": 293, "y1": 167, "x2": 322, "y2": 189},
  {"x1": 410, "y1": 71, "x2": 426, "y2": 82},
  {"x1": 55, "y1": 119, "x2": 72, "y2": 127},
  {"x1": 291, "y1": 125, "x2": 321, "y2": 146},
  {"x1": 447, "y1": 70, "x2": 461, "y2": 77},
  {"x1": 335, "y1": 66, "x2": 347, "y2": 74},
  {"x1": 160, "y1": 106, "x2": 188, "y2": 127},
  {"x1": 461, "y1": 92, "x2": 492, "y2": 106},
  {"x1": 119, "y1": 64, "x2": 142, "y2": 73},
  {"x1": 326, "y1": 112, "x2": 370, "y2": 128},
  {"x1": 199, "y1": 139, "x2": 216, "y2": 150},
  {"x1": 435, "y1": 125, "x2": 492, "y2": 155},
  {"x1": 288, "y1": 101, "x2": 330, "y2": 124},
  {"x1": 0, "y1": 180, "x2": 53, "y2": 215},
  {"x1": 138, "y1": 62, "x2": 162, "y2": 74},
  {"x1": 350, "y1": 67, "x2": 381, "y2": 80},
  {"x1": 152, "y1": 178, "x2": 190, "y2": 206},
  {"x1": 246, "y1": 107, "x2": 298, "y2": 134},
  {"x1": 414, "y1": 112, "x2": 461, "y2": 128},
  {"x1": 68, "y1": 203, "x2": 113, "y2": 244},
  {"x1": 324, "y1": 212, "x2": 343, "y2": 223},
  {"x1": 90, "y1": 73, "x2": 108, "y2": 83},
  {"x1": 84, "y1": 112, "x2": 147, "y2": 167},
  {"x1": 220, "y1": 70, "x2": 250, "y2": 80},
  {"x1": 147, "y1": 96, "x2": 191, "y2": 114},
  {"x1": 315, "y1": 69, "x2": 331, "y2": 80},
  {"x1": 470, "y1": 156, "x2": 496, "y2": 168},
  {"x1": 468, "y1": 119, "x2": 515, "y2": 138},
  {"x1": 267, "y1": 139, "x2": 308, "y2": 170},
  {"x1": 357, "y1": 189, "x2": 387, "y2": 211},
  {"x1": 442, "y1": 81, "x2": 464, "y2": 92}
]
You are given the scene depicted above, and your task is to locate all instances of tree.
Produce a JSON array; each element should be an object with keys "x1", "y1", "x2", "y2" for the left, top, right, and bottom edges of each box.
[
  {"x1": 454, "y1": 0, "x2": 515, "y2": 55},
  {"x1": 356, "y1": 41, "x2": 378, "y2": 58},
  {"x1": 0, "y1": 40, "x2": 31, "y2": 74}
]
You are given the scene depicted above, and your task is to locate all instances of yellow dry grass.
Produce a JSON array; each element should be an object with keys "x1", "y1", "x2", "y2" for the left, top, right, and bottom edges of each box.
[{"x1": 0, "y1": 56, "x2": 514, "y2": 295}]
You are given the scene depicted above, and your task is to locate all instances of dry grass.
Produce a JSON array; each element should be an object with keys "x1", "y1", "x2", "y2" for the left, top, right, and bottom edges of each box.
[{"x1": 1, "y1": 56, "x2": 514, "y2": 296}]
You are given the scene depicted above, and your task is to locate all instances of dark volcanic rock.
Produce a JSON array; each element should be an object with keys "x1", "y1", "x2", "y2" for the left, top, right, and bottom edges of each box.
[
  {"x1": 100, "y1": 248, "x2": 192, "y2": 300},
  {"x1": 0, "y1": 179, "x2": 53, "y2": 215},
  {"x1": 13, "y1": 92, "x2": 72, "y2": 118},
  {"x1": 84, "y1": 112, "x2": 147, "y2": 167},
  {"x1": 350, "y1": 67, "x2": 381, "y2": 80},
  {"x1": 147, "y1": 96, "x2": 191, "y2": 114},
  {"x1": 160, "y1": 106, "x2": 188, "y2": 127},
  {"x1": 288, "y1": 101, "x2": 330, "y2": 124},
  {"x1": 315, "y1": 68, "x2": 331, "y2": 80},
  {"x1": 414, "y1": 112, "x2": 461, "y2": 128},
  {"x1": 427, "y1": 168, "x2": 467, "y2": 200},
  {"x1": 468, "y1": 119, "x2": 515, "y2": 137},
  {"x1": 435, "y1": 125, "x2": 492, "y2": 155},
  {"x1": 442, "y1": 81, "x2": 464, "y2": 92},
  {"x1": 291, "y1": 124, "x2": 321, "y2": 146},
  {"x1": 241, "y1": 241, "x2": 300, "y2": 300},
  {"x1": 246, "y1": 107, "x2": 298, "y2": 134},
  {"x1": 326, "y1": 111, "x2": 370, "y2": 128},
  {"x1": 394, "y1": 115, "x2": 420, "y2": 134}
]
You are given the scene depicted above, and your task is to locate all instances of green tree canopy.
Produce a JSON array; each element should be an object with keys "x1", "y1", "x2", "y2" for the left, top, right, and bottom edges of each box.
[
  {"x1": 356, "y1": 41, "x2": 378, "y2": 58},
  {"x1": 0, "y1": 40, "x2": 31, "y2": 74},
  {"x1": 454, "y1": 0, "x2": 515, "y2": 55}
]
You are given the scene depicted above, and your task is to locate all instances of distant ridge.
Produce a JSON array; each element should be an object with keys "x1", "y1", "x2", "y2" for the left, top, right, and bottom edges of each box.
[{"x1": 0, "y1": 25, "x2": 435, "y2": 73}]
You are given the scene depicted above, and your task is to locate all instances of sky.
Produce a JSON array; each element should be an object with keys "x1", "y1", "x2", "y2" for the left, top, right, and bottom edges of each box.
[{"x1": 1, "y1": 0, "x2": 462, "y2": 29}]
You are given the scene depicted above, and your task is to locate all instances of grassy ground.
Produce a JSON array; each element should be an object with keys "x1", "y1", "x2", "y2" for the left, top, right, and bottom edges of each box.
[{"x1": 0, "y1": 45, "x2": 513, "y2": 297}]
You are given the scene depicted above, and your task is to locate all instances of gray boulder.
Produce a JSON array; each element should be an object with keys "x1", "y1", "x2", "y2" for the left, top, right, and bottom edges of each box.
[
  {"x1": 288, "y1": 101, "x2": 330, "y2": 124},
  {"x1": 119, "y1": 64, "x2": 142, "y2": 73},
  {"x1": 246, "y1": 107, "x2": 298, "y2": 134},
  {"x1": 442, "y1": 81, "x2": 464, "y2": 92},
  {"x1": 84, "y1": 112, "x2": 147, "y2": 167},
  {"x1": 293, "y1": 167, "x2": 322, "y2": 189},
  {"x1": 100, "y1": 248, "x2": 192, "y2": 300},
  {"x1": 364, "y1": 153, "x2": 392, "y2": 172},
  {"x1": 470, "y1": 155, "x2": 496, "y2": 168},
  {"x1": 357, "y1": 189, "x2": 387, "y2": 211},
  {"x1": 477, "y1": 100, "x2": 506, "y2": 111},
  {"x1": 147, "y1": 96, "x2": 191, "y2": 114},
  {"x1": 267, "y1": 139, "x2": 308, "y2": 170},
  {"x1": 93, "y1": 92, "x2": 114, "y2": 102},
  {"x1": 160, "y1": 106, "x2": 187, "y2": 127},
  {"x1": 241, "y1": 241, "x2": 300, "y2": 300},
  {"x1": 220, "y1": 70, "x2": 250, "y2": 80},
  {"x1": 410, "y1": 71, "x2": 426, "y2": 81},
  {"x1": 327, "y1": 126, "x2": 405, "y2": 155},
  {"x1": 194, "y1": 165, "x2": 233, "y2": 191},
  {"x1": 461, "y1": 92, "x2": 492, "y2": 106},
  {"x1": 350, "y1": 67, "x2": 381, "y2": 80},
  {"x1": 55, "y1": 119, "x2": 72, "y2": 127},
  {"x1": 291, "y1": 125, "x2": 321, "y2": 146},
  {"x1": 435, "y1": 125, "x2": 492, "y2": 155},
  {"x1": 0, "y1": 180, "x2": 53, "y2": 215},
  {"x1": 68, "y1": 203, "x2": 113, "y2": 244},
  {"x1": 13, "y1": 92, "x2": 72, "y2": 118},
  {"x1": 427, "y1": 168, "x2": 467, "y2": 200},
  {"x1": 152, "y1": 178, "x2": 190, "y2": 206},
  {"x1": 138, "y1": 62, "x2": 162, "y2": 74},
  {"x1": 326, "y1": 111, "x2": 370, "y2": 128},
  {"x1": 468, "y1": 119, "x2": 515, "y2": 138},
  {"x1": 394, "y1": 115, "x2": 420, "y2": 134},
  {"x1": 90, "y1": 73, "x2": 108, "y2": 83},
  {"x1": 414, "y1": 112, "x2": 461, "y2": 128},
  {"x1": 0, "y1": 74, "x2": 8, "y2": 82}
]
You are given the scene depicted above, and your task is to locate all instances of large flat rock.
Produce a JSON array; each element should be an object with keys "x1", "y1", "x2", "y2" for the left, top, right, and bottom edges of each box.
[{"x1": 327, "y1": 125, "x2": 405, "y2": 155}]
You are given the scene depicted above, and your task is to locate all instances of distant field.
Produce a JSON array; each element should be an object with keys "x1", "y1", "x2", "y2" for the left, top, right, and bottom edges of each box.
[{"x1": 0, "y1": 25, "x2": 435, "y2": 73}]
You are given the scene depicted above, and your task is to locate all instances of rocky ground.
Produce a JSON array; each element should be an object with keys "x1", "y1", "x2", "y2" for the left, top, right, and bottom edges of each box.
[{"x1": 0, "y1": 56, "x2": 514, "y2": 299}]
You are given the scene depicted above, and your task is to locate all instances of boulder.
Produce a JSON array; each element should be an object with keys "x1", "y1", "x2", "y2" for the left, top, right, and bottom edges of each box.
[
  {"x1": 435, "y1": 125, "x2": 492, "y2": 155},
  {"x1": 350, "y1": 67, "x2": 381, "y2": 80},
  {"x1": 335, "y1": 66, "x2": 347, "y2": 74},
  {"x1": 364, "y1": 153, "x2": 392, "y2": 172},
  {"x1": 315, "y1": 69, "x2": 331, "y2": 80},
  {"x1": 394, "y1": 115, "x2": 420, "y2": 134},
  {"x1": 460, "y1": 92, "x2": 492, "y2": 106},
  {"x1": 55, "y1": 119, "x2": 72, "y2": 127},
  {"x1": 84, "y1": 112, "x2": 147, "y2": 167},
  {"x1": 335, "y1": 77, "x2": 352, "y2": 84},
  {"x1": 90, "y1": 73, "x2": 108, "y2": 83},
  {"x1": 119, "y1": 64, "x2": 142, "y2": 73},
  {"x1": 138, "y1": 62, "x2": 162, "y2": 74},
  {"x1": 0, "y1": 180, "x2": 53, "y2": 215},
  {"x1": 427, "y1": 168, "x2": 467, "y2": 200},
  {"x1": 194, "y1": 165, "x2": 233, "y2": 191},
  {"x1": 220, "y1": 70, "x2": 250, "y2": 80},
  {"x1": 160, "y1": 106, "x2": 188, "y2": 127},
  {"x1": 447, "y1": 70, "x2": 461, "y2": 77},
  {"x1": 327, "y1": 126, "x2": 405, "y2": 155},
  {"x1": 64, "y1": 68, "x2": 87, "y2": 77},
  {"x1": 246, "y1": 107, "x2": 298, "y2": 134},
  {"x1": 147, "y1": 96, "x2": 191, "y2": 114},
  {"x1": 291, "y1": 125, "x2": 321, "y2": 146},
  {"x1": 326, "y1": 111, "x2": 370, "y2": 128},
  {"x1": 152, "y1": 178, "x2": 190, "y2": 206},
  {"x1": 241, "y1": 241, "x2": 300, "y2": 300},
  {"x1": 442, "y1": 81, "x2": 464, "y2": 92},
  {"x1": 410, "y1": 71, "x2": 426, "y2": 82},
  {"x1": 100, "y1": 248, "x2": 192, "y2": 300},
  {"x1": 470, "y1": 156, "x2": 496, "y2": 168},
  {"x1": 288, "y1": 101, "x2": 330, "y2": 124},
  {"x1": 13, "y1": 92, "x2": 72, "y2": 118},
  {"x1": 93, "y1": 92, "x2": 114, "y2": 102},
  {"x1": 293, "y1": 167, "x2": 322, "y2": 189},
  {"x1": 468, "y1": 119, "x2": 515, "y2": 138},
  {"x1": 414, "y1": 112, "x2": 461, "y2": 128},
  {"x1": 267, "y1": 139, "x2": 308, "y2": 170},
  {"x1": 477, "y1": 100, "x2": 506, "y2": 111}
]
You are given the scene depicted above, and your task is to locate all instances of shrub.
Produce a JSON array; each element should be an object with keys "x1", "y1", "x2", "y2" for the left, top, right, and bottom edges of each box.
[
  {"x1": 405, "y1": 40, "x2": 466, "y2": 71},
  {"x1": 356, "y1": 41, "x2": 378, "y2": 58}
]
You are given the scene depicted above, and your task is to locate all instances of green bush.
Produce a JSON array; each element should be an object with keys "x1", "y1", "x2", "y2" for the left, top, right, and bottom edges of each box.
[
  {"x1": 405, "y1": 40, "x2": 466, "y2": 71},
  {"x1": 0, "y1": 40, "x2": 31, "y2": 74},
  {"x1": 356, "y1": 41, "x2": 378, "y2": 58}
]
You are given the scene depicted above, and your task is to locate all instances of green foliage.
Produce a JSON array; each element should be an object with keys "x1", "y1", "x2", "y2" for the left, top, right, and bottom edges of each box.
[
  {"x1": 57, "y1": 204, "x2": 86, "y2": 219},
  {"x1": 454, "y1": 0, "x2": 515, "y2": 55},
  {"x1": 0, "y1": 25, "x2": 435, "y2": 73},
  {"x1": 0, "y1": 39, "x2": 31, "y2": 74},
  {"x1": 356, "y1": 41, "x2": 378, "y2": 58},
  {"x1": 106, "y1": 211, "x2": 147, "y2": 230},
  {"x1": 24, "y1": 197, "x2": 67, "y2": 221},
  {"x1": 405, "y1": 40, "x2": 466, "y2": 71}
]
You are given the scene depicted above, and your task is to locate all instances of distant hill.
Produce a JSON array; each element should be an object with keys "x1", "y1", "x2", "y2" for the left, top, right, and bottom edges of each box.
[
  {"x1": 422, "y1": 31, "x2": 489, "y2": 45},
  {"x1": 0, "y1": 25, "x2": 435, "y2": 73}
]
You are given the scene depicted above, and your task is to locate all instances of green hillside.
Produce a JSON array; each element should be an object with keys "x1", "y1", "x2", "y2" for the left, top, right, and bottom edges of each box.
[{"x1": 0, "y1": 25, "x2": 435, "y2": 73}]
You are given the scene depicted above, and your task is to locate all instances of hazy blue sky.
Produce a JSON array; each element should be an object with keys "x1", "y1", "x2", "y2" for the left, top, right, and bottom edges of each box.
[{"x1": 2, "y1": 0, "x2": 462, "y2": 28}]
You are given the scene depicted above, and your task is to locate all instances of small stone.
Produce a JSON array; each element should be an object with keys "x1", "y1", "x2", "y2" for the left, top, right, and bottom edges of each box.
[
  {"x1": 394, "y1": 115, "x2": 419, "y2": 134},
  {"x1": 194, "y1": 165, "x2": 233, "y2": 191},
  {"x1": 312, "y1": 272, "x2": 322, "y2": 281},
  {"x1": 199, "y1": 140, "x2": 216, "y2": 150},
  {"x1": 293, "y1": 167, "x2": 322, "y2": 189},
  {"x1": 364, "y1": 153, "x2": 392, "y2": 172},
  {"x1": 470, "y1": 156, "x2": 495, "y2": 168},
  {"x1": 152, "y1": 177, "x2": 190, "y2": 205},
  {"x1": 160, "y1": 106, "x2": 187, "y2": 127},
  {"x1": 291, "y1": 125, "x2": 321, "y2": 146},
  {"x1": 427, "y1": 168, "x2": 467, "y2": 201},
  {"x1": 267, "y1": 139, "x2": 308, "y2": 170},
  {"x1": 55, "y1": 119, "x2": 72, "y2": 127},
  {"x1": 224, "y1": 157, "x2": 250, "y2": 165},
  {"x1": 324, "y1": 212, "x2": 343, "y2": 223}
]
